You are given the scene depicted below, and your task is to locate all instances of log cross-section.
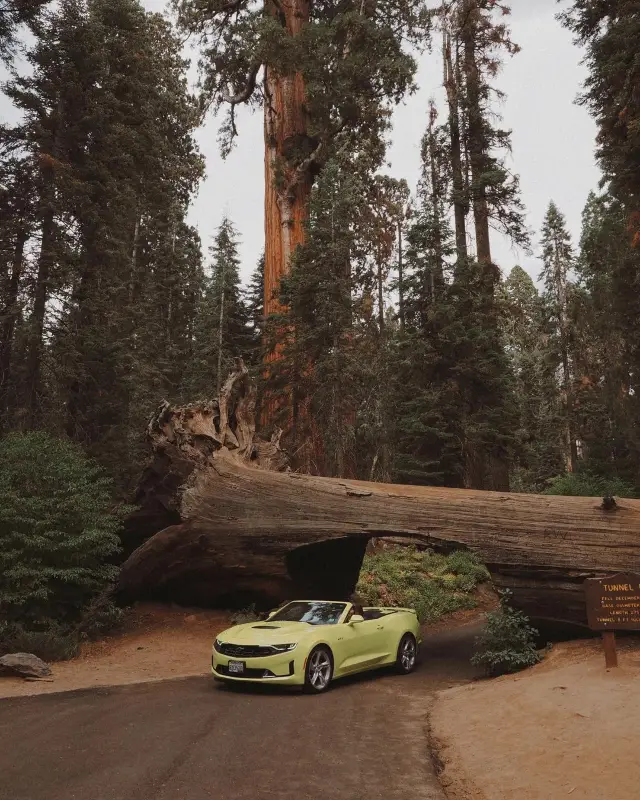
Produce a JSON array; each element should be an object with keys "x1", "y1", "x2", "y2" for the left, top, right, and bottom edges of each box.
[{"x1": 120, "y1": 365, "x2": 640, "y2": 627}]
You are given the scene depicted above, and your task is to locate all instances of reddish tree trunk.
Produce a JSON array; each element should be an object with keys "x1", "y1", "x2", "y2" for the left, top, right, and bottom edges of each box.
[
  {"x1": 262, "y1": 0, "x2": 312, "y2": 454},
  {"x1": 263, "y1": 0, "x2": 311, "y2": 321}
]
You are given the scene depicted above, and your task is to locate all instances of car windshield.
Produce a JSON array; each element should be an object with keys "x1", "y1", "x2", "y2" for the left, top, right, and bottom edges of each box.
[{"x1": 269, "y1": 601, "x2": 347, "y2": 625}]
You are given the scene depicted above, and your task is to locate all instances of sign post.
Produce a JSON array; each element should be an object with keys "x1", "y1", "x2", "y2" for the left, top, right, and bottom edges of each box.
[{"x1": 584, "y1": 572, "x2": 640, "y2": 668}]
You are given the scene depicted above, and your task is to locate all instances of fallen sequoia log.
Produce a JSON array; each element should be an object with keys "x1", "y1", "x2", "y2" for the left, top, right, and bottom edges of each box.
[{"x1": 119, "y1": 361, "x2": 640, "y2": 629}]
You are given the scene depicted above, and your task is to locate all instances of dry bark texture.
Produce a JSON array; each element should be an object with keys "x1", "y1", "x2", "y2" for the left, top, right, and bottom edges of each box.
[
  {"x1": 263, "y1": 0, "x2": 311, "y2": 321},
  {"x1": 120, "y1": 363, "x2": 640, "y2": 627}
]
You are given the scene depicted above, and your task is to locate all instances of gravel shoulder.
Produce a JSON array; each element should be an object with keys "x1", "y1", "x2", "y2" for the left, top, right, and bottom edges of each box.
[
  {"x1": 0, "y1": 604, "x2": 230, "y2": 698},
  {"x1": 431, "y1": 636, "x2": 640, "y2": 800}
]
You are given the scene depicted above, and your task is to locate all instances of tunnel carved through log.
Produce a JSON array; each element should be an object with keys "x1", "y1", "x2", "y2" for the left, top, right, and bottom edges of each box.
[{"x1": 119, "y1": 361, "x2": 640, "y2": 627}]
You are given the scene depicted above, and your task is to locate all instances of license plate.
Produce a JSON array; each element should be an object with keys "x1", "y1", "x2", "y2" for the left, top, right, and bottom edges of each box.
[{"x1": 228, "y1": 660, "x2": 245, "y2": 674}]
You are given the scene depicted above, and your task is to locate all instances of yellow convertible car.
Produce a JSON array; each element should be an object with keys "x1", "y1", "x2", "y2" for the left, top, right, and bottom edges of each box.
[{"x1": 212, "y1": 600, "x2": 421, "y2": 693}]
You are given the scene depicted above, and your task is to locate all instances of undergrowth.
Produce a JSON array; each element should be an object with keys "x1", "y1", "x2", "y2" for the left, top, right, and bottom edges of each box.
[
  {"x1": 356, "y1": 545, "x2": 490, "y2": 623},
  {"x1": 471, "y1": 591, "x2": 542, "y2": 676}
]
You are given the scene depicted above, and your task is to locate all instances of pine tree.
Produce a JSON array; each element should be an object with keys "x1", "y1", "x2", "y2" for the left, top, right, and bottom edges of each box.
[
  {"x1": 502, "y1": 266, "x2": 564, "y2": 490},
  {"x1": 0, "y1": 0, "x2": 47, "y2": 62},
  {"x1": 0, "y1": 156, "x2": 35, "y2": 431},
  {"x1": 572, "y1": 191, "x2": 640, "y2": 482},
  {"x1": 560, "y1": 3, "x2": 640, "y2": 485},
  {"x1": 560, "y1": 2, "x2": 640, "y2": 243},
  {"x1": 393, "y1": 107, "x2": 458, "y2": 485},
  {"x1": 270, "y1": 158, "x2": 362, "y2": 476},
  {"x1": 441, "y1": 1, "x2": 529, "y2": 273},
  {"x1": 393, "y1": 103, "x2": 518, "y2": 490},
  {"x1": 187, "y1": 218, "x2": 251, "y2": 397},
  {"x1": 539, "y1": 201, "x2": 577, "y2": 472},
  {"x1": 0, "y1": 430, "x2": 124, "y2": 632},
  {"x1": 1, "y1": 0, "x2": 204, "y2": 488},
  {"x1": 245, "y1": 253, "x2": 265, "y2": 369},
  {"x1": 434, "y1": 2, "x2": 528, "y2": 490}
]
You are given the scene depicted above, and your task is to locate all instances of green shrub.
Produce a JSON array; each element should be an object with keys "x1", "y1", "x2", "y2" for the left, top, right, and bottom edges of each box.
[
  {"x1": 0, "y1": 620, "x2": 80, "y2": 661},
  {"x1": 471, "y1": 591, "x2": 542, "y2": 676},
  {"x1": 356, "y1": 545, "x2": 490, "y2": 623},
  {"x1": 543, "y1": 471, "x2": 637, "y2": 498},
  {"x1": 0, "y1": 431, "x2": 127, "y2": 646}
]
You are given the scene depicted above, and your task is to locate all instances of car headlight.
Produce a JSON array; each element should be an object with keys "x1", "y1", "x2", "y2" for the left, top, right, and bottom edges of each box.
[
  {"x1": 213, "y1": 639, "x2": 222, "y2": 652},
  {"x1": 270, "y1": 643, "x2": 297, "y2": 652}
]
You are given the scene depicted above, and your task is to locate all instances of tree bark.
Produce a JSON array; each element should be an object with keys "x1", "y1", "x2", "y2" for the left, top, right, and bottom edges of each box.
[
  {"x1": 443, "y1": 26, "x2": 468, "y2": 264},
  {"x1": 553, "y1": 231, "x2": 577, "y2": 473},
  {"x1": 397, "y1": 219, "x2": 404, "y2": 329},
  {"x1": 462, "y1": 3, "x2": 492, "y2": 277},
  {"x1": 427, "y1": 102, "x2": 444, "y2": 297},
  {"x1": 26, "y1": 206, "x2": 55, "y2": 427},
  {"x1": 263, "y1": 0, "x2": 311, "y2": 323},
  {"x1": 119, "y1": 364, "x2": 640, "y2": 629},
  {"x1": 262, "y1": 0, "x2": 312, "y2": 447},
  {"x1": 0, "y1": 228, "x2": 27, "y2": 429}
]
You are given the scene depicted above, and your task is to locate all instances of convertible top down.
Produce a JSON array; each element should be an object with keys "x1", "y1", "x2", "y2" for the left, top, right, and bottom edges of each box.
[{"x1": 212, "y1": 600, "x2": 421, "y2": 692}]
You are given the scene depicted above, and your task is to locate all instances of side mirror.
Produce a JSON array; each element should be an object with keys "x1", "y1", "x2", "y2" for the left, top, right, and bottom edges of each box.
[{"x1": 350, "y1": 614, "x2": 364, "y2": 625}]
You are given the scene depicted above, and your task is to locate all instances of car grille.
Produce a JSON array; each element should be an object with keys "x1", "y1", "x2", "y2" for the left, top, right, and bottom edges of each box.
[
  {"x1": 215, "y1": 664, "x2": 275, "y2": 678},
  {"x1": 215, "y1": 642, "x2": 276, "y2": 658},
  {"x1": 214, "y1": 661, "x2": 295, "y2": 679}
]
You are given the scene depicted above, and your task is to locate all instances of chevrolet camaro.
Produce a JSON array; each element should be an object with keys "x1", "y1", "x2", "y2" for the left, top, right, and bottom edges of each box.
[{"x1": 211, "y1": 600, "x2": 421, "y2": 693}]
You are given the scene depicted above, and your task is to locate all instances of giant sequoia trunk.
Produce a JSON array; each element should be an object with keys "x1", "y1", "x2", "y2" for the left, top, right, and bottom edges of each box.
[
  {"x1": 119, "y1": 362, "x2": 640, "y2": 629},
  {"x1": 263, "y1": 0, "x2": 311, "y2": 322}
]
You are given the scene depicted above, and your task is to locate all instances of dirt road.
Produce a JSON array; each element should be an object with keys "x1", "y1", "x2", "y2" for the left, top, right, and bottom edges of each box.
[{"x1": 0, "y1": 626, "x2": 479, "y2": 800}]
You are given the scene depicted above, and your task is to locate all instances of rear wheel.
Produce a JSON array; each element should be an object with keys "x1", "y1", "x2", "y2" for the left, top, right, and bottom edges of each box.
[
  {"x1": 396, "y1": 633, "x2": 417, "y2": 674},
  {"x1": 304, "y1": 646, "x2": 333, "y2": 693}
]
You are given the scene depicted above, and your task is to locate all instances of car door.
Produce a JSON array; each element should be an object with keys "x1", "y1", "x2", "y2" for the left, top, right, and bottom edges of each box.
[{"x1": 333, "y1": 618, "x2": 385, "y2": 674}]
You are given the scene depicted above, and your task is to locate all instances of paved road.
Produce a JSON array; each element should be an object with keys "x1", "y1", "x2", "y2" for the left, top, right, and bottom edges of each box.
[{"x1": 0, "y1": 626, "x2": 478, "y2": 800}]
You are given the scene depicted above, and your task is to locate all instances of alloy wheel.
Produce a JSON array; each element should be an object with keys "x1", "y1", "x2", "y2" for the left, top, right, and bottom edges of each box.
[
  {"x1": 400, "y1": 636, "x2": 416, "y2": 672},
  {"x1": 308, "y1": 649, "x2": 332, "y2": 691}
]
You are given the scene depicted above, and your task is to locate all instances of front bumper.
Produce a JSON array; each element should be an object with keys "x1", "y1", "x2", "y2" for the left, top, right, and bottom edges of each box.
[{"x1": 211, "y1": 651, "x2": 305, "y2": 685}]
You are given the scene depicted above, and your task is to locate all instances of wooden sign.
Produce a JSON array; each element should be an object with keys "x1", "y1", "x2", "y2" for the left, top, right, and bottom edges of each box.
[
  {"x1": 584, "y1": 572, "x2": 640, "y2": 669},
  {"x1": 584, "y1": 572, "x2": 640, "y2": 631}
]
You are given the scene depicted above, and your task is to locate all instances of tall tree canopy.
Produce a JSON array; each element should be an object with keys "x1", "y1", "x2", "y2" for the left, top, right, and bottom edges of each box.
[
  {"x1": 174, "y1": 0, "x2": 431, "y2": 362},
  {"x1": 0, "y1": 0, "x2": 204, "y2": 486},
  {"x1": 560, "y1": 1, "x2": 640, "y2": 243}
]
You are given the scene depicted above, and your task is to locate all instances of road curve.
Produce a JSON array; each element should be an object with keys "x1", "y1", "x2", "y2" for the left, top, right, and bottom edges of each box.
[{"x1": 0, "y1": 626, "x2": 478, "y2": 800}]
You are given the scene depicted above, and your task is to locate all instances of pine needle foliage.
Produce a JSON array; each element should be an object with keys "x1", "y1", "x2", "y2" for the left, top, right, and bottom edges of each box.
[{"x1": 0, "y1": 431, "x2": 126, "y2": 633}]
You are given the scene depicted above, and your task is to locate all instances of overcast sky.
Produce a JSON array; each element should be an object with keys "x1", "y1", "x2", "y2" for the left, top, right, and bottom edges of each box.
[{"x1": 2, "y1": 0, "x2": 600, "y2": 284}]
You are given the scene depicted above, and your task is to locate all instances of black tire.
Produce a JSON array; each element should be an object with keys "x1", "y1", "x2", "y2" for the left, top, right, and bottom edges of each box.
[
  {"x1": 304, "y1": 645, "x2": 334, "y2": 693},
  {"x1": 396, "y1": 633, "x2": 418, "y2": 674}
]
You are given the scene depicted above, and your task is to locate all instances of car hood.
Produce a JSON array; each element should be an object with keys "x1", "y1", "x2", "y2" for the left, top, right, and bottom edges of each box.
[{"x1": 217, "y1": 621, "x2": 313, "y2": 645}]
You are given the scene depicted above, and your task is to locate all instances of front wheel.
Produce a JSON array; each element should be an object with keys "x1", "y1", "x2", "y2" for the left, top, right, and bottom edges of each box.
[
  {"x1": 304, "y1": 646, "x2": 333, "y2": 693},
  {"x1": 396, "y1": 633, "x2": 417, "y2": 674}
]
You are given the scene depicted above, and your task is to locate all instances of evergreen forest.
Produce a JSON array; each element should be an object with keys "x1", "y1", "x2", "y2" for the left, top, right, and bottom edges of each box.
[{"x1": 2, "y1": 0, "x2": 639, "y2": 502}]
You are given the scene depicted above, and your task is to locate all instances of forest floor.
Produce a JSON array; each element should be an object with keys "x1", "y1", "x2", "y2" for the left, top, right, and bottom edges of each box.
[
  {"x1": 0, "y1": 604, "x2": 231, "y2": 698},
  {"x1": 431, "y1": 635, "x2": 640, "y2": 800}
]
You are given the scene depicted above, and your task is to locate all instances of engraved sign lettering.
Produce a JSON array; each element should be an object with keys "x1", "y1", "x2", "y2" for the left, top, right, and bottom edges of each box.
[{"x1": 584, "y1": 573, "x2": 640, "y2": 631}]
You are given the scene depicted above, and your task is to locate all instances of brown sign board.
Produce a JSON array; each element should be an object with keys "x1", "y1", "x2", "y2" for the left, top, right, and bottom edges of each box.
[{"x1": 584, "y1": 573, "x2": 640, "y2": 631}]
